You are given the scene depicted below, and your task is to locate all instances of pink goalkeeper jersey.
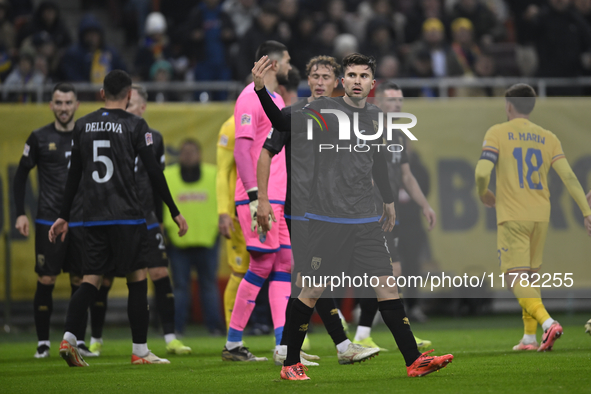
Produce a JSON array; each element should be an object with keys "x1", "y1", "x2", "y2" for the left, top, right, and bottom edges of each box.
[{"x1": 234, "y1": 82, "x2": 287, "y2": 204}]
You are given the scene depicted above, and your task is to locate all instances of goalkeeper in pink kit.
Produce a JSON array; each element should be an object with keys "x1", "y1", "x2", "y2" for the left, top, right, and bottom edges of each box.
[{"x1": 222, "y1": 41, "x2": 292, "y2": 362}]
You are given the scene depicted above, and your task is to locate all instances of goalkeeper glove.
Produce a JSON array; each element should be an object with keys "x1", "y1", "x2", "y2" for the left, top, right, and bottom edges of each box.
[{"x1": 247, "y1": 187, "x2": 259, "y2": 233}]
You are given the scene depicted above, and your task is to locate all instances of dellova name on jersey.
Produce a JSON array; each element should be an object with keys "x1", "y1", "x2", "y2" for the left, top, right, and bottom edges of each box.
[{"x1": 85, "y1": 122, "x2": 123, "y2": 133}]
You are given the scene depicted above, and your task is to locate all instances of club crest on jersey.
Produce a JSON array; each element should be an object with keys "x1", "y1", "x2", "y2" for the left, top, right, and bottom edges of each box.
[
  {"x1": 241, "y1": 113, "x2": 252, "y2": 125},
  {"x1": 23, "y1": 143, "x2": 30, "y2": 157},
  {"x1": 102, "y1": 112, "x2": 109, "y2": 116},
  {"x1": 311, "y1": 257, "x2": 322, "y2": 270},
  {"x1": 48, "y1": 142, "x2": 57, "y2": 151},
  {"x1": 373, "y1": 120, "x2": 379, "y2": 133},
  {"x1": 145, "y1": 132, "x2": 153, "y2": 146}
]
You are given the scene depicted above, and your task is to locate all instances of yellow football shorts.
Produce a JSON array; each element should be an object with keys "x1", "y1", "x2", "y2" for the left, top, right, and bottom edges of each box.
[
  {"x1": 226, "y1": 216, "x2": 250, "y2": 274},
  {"x1": 497, "y1": 220, "x2": 548, "y2": 274}
]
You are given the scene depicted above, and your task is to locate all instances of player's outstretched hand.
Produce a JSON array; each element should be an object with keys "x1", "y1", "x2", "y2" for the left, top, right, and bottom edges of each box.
[
  {"x1": 252, "y1": 55, "x2": 272, "y2": 91},
  {"x1": 174, "y1": 214, "x2": 188, "y2": 237},
  {"x1": 422, "y1": 205, "x2": 437, "y2": 231},
  {"x1": 480, "y1": 189, "x2": 496, "y2": 208},
  {"x1": 586, "y1": 190, "x2": 591, "y2": 207},
  {"x1": 219, "y1": 213, "x2": 235, "y2": 239},
  {"x1": 380, "y1": 202, "x2": 396, "y2": 232},
  {"x1": 584, "y1": 215, "x2": 591, "y2": 237},
  {"x1": 48, "y1": 218, "x2": 68, "y2": 243},
  {"x1": 15, "y1": 215, "x2": 30, "y2": 237},
  {"x1": 257, "y1": 198, "x2": 276, "y2": 233}
]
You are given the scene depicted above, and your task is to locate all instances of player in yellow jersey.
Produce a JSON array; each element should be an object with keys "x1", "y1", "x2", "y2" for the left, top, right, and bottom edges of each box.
[
  {"x1": 475, "y1": 83, "x2": 591, "y2": 352},
  {"x1": 217, "y1": 116, "x2": 251, "y2": 329}
]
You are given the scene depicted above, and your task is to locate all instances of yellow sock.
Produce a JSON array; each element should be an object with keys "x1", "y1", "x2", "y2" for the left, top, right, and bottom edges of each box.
[
  {"x1": 223, "y1": 273, "x2": 242, "y2": 330},
  {"x1": 522, "y1": 308, "x2": 537, "y2": 335},
  {"x1": 517, "y1": 297, "x2": 551, "y2": 326}
]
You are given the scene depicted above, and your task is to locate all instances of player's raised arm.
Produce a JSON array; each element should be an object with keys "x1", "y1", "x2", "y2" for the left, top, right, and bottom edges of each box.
[
  {"x1": 552, "y1": 157, "x2": 591, "y2": 236},
  {"x1": 372, "y1": 149, "x2": 396, "y2": 232},
  {"x1": 137, "y1": 146, "x2": 187, "y2": 237}
]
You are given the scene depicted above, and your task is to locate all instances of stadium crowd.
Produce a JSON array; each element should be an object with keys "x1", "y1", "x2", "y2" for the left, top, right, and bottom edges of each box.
[{"x1": 1, "y1": 0, "x2": 591, "y2": 101}]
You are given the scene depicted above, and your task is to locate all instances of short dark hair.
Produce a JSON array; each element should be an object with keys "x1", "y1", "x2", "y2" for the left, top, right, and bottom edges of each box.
[
  {"x1": 181, "y1": 138, "x2": 201, "y2": 151},
  {"x1": 52, "y1": 82, "x2": 77, "y2": 97},
  {"x1": 305, "y1": 55, "x2": 341, "y2": 78},
  {"x1": 255, "y1": 40, "x2": 287, "y2": 62},
  {"x1": 132, "y1": 84, "x2": 148, "y2": 102},
  {"x1": 505, "y1": 83, "x2": 536, "y2": 114},
  {"x1": 342, "y1": 53, "x2": 376, "y2": 78},
  {"x1": 103, "y1": 70, "x2": 132, "y2": 100},
  {"x1": 375, "y1": 81, "x2": 401, "y2": 95},
  {"x1": 280, "y1": 66, "x2": 301, "y2": 93}
]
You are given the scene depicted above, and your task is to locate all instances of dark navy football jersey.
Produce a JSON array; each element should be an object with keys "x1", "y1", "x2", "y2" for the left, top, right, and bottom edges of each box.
[
  {"x1": 262, "y1": 98, "x2": 309, "y2": 217},
  {"x1": 19, "y1": 123, "x2": 83, "y2": 222},
  {"x1": 72, "y1": 108, "x2": 151, "y2": 223},
  {"x1": 373, "y1": 129, "x2": 409, "y2": 215},
  {"x1": 292, "y1": 96, "x2": 384, "y2": 221},
  {"x1": 135, "y1": 128, "x2": 165, "y2": 220}
]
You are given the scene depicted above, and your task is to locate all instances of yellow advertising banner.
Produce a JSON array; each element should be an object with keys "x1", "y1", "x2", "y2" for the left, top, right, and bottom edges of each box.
[{"x1": 1, "y1": 98, "x2": 590, "y2": 301}]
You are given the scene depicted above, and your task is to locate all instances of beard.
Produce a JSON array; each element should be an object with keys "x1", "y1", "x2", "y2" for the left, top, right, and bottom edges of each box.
[
  {"x1": 54, "y1": 112, "x2": 74, "y2": 128},
  {"x1": 276, "y1": 71, "x2": 289, "y2": 86}
]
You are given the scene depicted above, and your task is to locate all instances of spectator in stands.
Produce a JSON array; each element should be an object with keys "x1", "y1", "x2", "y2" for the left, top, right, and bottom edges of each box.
[
  {"x1": 407, "y1": 18, "x2": 463, "y2": 78},
  {"x1": 404, "y1": 0, "x2": 451, "y2": 44},
  {"x1": 7, "y1": 0, "x2": 33, "y2": 21},
  {"x1": 182, "y1": 0, "x2": 235, "y2": 100},
  {"x1": 448, "y1": 0, "x2": 504, "y2": 46},
  {"x1": 315, "y1": 22, "x2": 340, "y2": 58},
  {"x1": 575, "y1": 0, "x2": 591, "y2": 26},
  {"x1": 288, "y1": 14, "x2": 319, "y2": 75},
  {"x1": 525, "y1": 0, "x2": 591, "y2": 83},
  {"x1": 277, "y1": 0, "x2": 299, "y2": 41},
  {"x1": 364, "y1": 18, "x2": 397, "y2": 61},
  {"x1": 2, "y1": 49, "x2": 45, "y2": 102},
  {"x1": 29, "y1": 32, "x2": 59, "y2": 80},
  {"x1": 16, "y1": 1, "x2": 71, "y2": 51},
  {"x1": 222, "y1": 0, "x2": 258, "y2": 39},
  {"x1": 59, "y1": 14, "x2": 127, "y2": 83},
  {"x1": 236, "y1": 4, "x2": 281, "y2": 81},
  {"x1": 407, "y1": 49, "x2": 438, "y2": 97},
  {"x1": 134, "y1": 12, "x2": 171, "y2": 81},
  {"x1": 148, "y1": 59, "x2": 179, "y2": 102},
  {"x1": 0, "y1": 0, "x2": 15, "y2": 54},
  {"x1": 450, "y1": 17, "x2": 481, "y2": 76},
  {"x1": 376, "y1": 54, "x2": 400, "y2": 79},
  {"x1": 163, "y1": 139, "x2": 223, "y2": 336}
]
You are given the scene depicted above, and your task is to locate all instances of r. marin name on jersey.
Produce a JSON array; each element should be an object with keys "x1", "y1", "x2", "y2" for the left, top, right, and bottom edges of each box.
[{"x1": 85, "y1": 121, "x2": 123, "y2": 133}]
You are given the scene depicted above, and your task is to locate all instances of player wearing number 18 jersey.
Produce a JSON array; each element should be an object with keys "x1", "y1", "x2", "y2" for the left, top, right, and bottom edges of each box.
[
  {"x1": 475, "y1": 83, "x2": 591, "y2": 352},
  {"x1": 49, "y1": 70, "x2": 187, "y2": 367}
]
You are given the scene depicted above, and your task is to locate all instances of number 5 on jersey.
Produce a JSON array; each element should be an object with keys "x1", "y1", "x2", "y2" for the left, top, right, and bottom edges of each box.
[{"x1": 93, "y1": 140, "x2": 114, "y2": 183}]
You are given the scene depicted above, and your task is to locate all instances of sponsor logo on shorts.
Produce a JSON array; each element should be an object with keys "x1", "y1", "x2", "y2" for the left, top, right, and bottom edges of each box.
[
  {"x1": 37, "y1": 254, "x2": 45, "y2": 267},
  {"x1": 311, "y1": 257, "x2": 322, "y2": 270},
  {"x1": 145, "y1": 132, "x2": 153, "y2": 146},
  {"x1": 403, "y1": 317, "x2": 410, "y2": 325},
  {"x1": 330, "y1": 308, "x2": 339, "y2": 315},
  {"x1": 49, "y1": 142, "x2": 57, "y2": 151},
  {"x1": 241, "y1": 113, "x2": 252, "y2": 125},
  {"x1": 299, "y1": 323, "x2": 309, "y2": 332},
  {"x1": 23, "y1": 143, "x2": 30, "y2": 156}
]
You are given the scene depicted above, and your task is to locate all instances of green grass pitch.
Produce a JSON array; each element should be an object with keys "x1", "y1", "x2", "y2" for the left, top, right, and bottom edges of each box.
[{"x1": 1, "y1": 313, "x2": 590, "y2": 394}]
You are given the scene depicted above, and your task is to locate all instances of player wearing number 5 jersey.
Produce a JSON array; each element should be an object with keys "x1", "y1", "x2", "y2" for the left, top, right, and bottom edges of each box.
[
  {"x1": 475, "y1": 83, "x2": 591, "y2": 353},
  {"x1": 49, "y1": 70, "x2": 188, "y2": 367}
]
